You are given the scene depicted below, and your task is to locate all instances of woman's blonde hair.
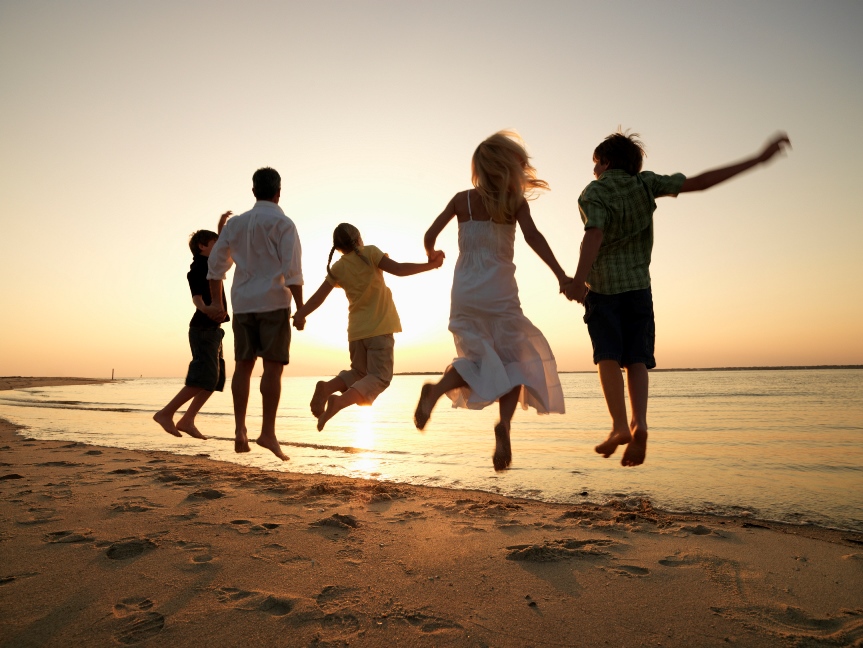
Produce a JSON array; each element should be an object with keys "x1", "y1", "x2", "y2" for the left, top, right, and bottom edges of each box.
[{"x1": 471, "y1": 130, "x2": 549, "y2": 224}]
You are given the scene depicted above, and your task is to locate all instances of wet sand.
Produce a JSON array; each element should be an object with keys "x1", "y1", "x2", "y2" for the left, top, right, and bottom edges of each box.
[{"x1": 1, "y1": 378, "x2": 861, "y2": 647}]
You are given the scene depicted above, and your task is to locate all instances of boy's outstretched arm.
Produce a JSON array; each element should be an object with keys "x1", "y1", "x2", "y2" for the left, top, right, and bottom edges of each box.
[
  {"x1": 292, "y1": 281, "x2": 329, "y2": 330},
  {"x1": 565, "y1": 227, "x2": 604, "y2": 304},
  {"x1": 680, "y1": 132, "x2": 791, "y2": 193},
  {"x1": 378, "y1": 253, "x2": 444, "y2": 277}
]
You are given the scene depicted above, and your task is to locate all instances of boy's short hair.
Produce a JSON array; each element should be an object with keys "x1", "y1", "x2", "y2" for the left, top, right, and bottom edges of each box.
[
  {"x1": 252, "y1": 167, "x2": 281, "y2": 200},
  {"x1": 594, "y1": 131, "x2": 645, "y2": 176},
  {"x1": 188, "y1": 230, "x2": 218, "y2": 256}
]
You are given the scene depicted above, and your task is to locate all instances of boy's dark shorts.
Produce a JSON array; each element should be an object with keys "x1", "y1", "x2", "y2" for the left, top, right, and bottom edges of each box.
[
  {"x1": 232, "y1": 309, "x2": 291, "y2": 364},
  {"x1": 185, "y1": 327, "x2": 226, "y2": 392},
  {"x1": 583, "y1": 288, "x2": 656, "y2": 369}
]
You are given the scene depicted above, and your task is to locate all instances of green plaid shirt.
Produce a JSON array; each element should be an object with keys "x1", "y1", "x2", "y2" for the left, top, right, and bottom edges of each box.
[{"x1": 578, "y1": 169, "x2": 686, "y2": 294}]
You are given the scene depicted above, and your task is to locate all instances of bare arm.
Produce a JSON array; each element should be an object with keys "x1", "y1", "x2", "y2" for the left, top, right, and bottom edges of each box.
[
  {"x1": 378, "y1": 254, "x2": 444, "y2": 277},
  {"x1": 680, "y1": 132, "x2": 791, "y2": 193},
  {"x1": 217, "y1": 210, "x2": 232, "y2": 234},
  {"x1": 424, "y1": 196, "x2": 457, "y2": 255},
  {"x1": 514, "y1": 201, "x2": 569, "y2": 287},
  {"x1": 564, "y1": 227, "x2": 604, "y2": 304},
  {"x1": 192, "y1": 295, "x2": 223, "y2": 322},
  {"x1": 293, "y1": 279, "x2": 330, "y2": 325},
  {"x1": 207, "y1": 279, "x2": 227, "y2": 322}
]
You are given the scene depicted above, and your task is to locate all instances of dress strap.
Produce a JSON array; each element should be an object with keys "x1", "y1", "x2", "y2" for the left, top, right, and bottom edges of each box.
[{"x1": 467, "y1": 190, "x2": 472, "y2": 220}]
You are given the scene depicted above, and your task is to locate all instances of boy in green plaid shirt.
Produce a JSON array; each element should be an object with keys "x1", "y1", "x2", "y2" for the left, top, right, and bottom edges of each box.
[{"x1": 565, "y1": 131, "x2": 790, "y2": 467}]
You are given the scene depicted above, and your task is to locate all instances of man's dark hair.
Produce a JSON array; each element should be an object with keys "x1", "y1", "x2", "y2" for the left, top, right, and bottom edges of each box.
[
  {"x1": 252, "y1": 167, "x2": 281, "y2": 200},
  {"x1": 593, "y1": 130, "x2": 646, "y2": 176},
  {"x1": 188, "y1": 229, "x2": 218, "y2": 256}
]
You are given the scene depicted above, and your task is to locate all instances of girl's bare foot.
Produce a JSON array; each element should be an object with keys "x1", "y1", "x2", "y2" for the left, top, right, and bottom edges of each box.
[
  {"x1": 235, "y1": 430, "x2": 250, "y2": 453},
  {"x1": 594, "y1": 429, "x2": 632, "y2": 458},
  {"x1": 176, "y1": 421, "x2": 207, "y2": 440},
  {"x1": 317, "y1": 395, "x2": 339, "y2": 432},
  {"x1": 621, "y1": 429, "x2": 647, "y2": 467},
  {"x1": 310, "y1": 381, "x2": 328, "y2": 418},
  {"x1": 255, "y1": 436, "x2": 289, "y2": 461},
  {"x1": 414, "y1": 384, "x2": 432, "y2": 431},
  {"x1": 493, "y1": 423, "x2": 512, "y2": 472},
  {"x1": 153, "y1": 412, "x2": 182, "y2": 438}
]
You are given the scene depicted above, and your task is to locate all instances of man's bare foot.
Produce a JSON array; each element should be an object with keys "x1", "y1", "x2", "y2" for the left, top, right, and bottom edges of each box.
[
  {"x1": 621, "y1": 429, "x2": 647, "y2": 467},
  {"x1": 310, "y1": 381, "x2": 328, "y2": 418},
  {"x1": 594, "y1": 429, "x2": 632, "y2": 458},
  {"x1": 493, "y1": 423, "x2": 512, "y2": 472},
  {"x1": 255, "y1": 436, "x2": 289, "y2": 461},
  {"x1": 176, "y1": 421, "x2": 207, "y2": 440},
  {"x1": 235, "y1": 430, "x2": 250, "y2": 453},
  {"x1": 414, "y1": 384, "x2": 432, "y2": 431},
  {"x1": 153, "y1": 411, "x2": 182, "y2": 438},
  {"x1": 317, "y1": 395, "x2": 338, "y2": 432}
]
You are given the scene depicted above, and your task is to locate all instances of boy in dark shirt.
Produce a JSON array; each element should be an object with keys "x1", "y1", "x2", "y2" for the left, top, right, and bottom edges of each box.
[{"x1": 153, "y1": 213, "x2": 231, "y2": 439}]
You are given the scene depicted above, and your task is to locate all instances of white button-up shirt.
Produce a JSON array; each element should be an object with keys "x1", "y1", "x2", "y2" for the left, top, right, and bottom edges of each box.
[{"x1": 207, "y1": 201, "x2": 303, "y2": 314}]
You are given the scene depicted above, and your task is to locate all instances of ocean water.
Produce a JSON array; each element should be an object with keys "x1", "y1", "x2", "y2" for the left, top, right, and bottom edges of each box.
[{"x1": 1, "y1": 370, "x2": 861, "y2": 532}]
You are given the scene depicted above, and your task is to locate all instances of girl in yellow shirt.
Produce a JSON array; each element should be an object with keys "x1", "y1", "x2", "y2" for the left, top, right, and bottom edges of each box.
[{"x1": 293, "y1": 223, "x2": 444, "y2": 431}]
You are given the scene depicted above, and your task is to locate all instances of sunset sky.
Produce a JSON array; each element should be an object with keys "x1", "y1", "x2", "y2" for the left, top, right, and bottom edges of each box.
[{"x1": 1, "y1": 1, "x2": 861, "y2": 378}]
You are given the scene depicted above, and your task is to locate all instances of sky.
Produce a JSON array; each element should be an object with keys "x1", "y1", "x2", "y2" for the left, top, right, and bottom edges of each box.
[{"x1": 1, "y1": 0, "x2": 862, "y2": 379}]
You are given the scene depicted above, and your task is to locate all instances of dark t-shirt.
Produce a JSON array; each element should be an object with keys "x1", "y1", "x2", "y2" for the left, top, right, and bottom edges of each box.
[{"x1": 188, "y1": 254, "x2": 229, "y2": 329}]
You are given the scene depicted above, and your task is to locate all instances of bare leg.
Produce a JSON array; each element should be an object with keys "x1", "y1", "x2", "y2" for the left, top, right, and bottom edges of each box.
[
  {"x1": 255, "y1": 359, "x2": 288, "y2": 461},
  {"x1": 414, "y1": 367, "x2": 468, "y2": 431},
  {"x1": 622, "y1": 363, "x2": 648, "y2": 467},
  {"x1": 153, "y1": 385, "x2": 204, "y2": 438},
  {"x1": 317, "y1": 387, "x2": 364, "y2": 431},
  {"x1": 176, "y1": 390, "x2": 212, "y2": 439},
  {"x1": 594, "y1": 360, "x2": 632, "y2": 458},
  {"x1": 232, "y1": 359, "x2": 255, "y2": 453},
  {"x1": 493, "y1": 386, "x2": 521, "y2": 471},
  {"x1": 311, "y1": 376, "x2": 348, "y2": 418}
]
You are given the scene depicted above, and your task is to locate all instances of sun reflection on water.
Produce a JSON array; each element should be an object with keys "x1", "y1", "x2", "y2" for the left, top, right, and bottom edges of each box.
[{"x1": 347, "y1": 405, "x2": 381, "y2": 478}]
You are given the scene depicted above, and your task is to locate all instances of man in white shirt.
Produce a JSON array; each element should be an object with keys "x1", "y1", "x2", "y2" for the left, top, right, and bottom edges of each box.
[{"x1": 208, "y1": 167, "x2": 303, "y2": 460}]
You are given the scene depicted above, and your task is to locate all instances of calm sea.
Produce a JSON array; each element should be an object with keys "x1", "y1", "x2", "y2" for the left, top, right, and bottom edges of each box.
[{"x1": 1, "y1": 370, "x2": 861, "y2": 532}]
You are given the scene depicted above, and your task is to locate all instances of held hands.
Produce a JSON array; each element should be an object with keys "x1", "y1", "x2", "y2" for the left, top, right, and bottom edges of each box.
[
  {"x1": 562, "y1": 278, "x2": 588, "y2": 304},
  {"x1": 205, "y1": 304, "x2": 227, "y2": 322},
  {"x1": 292, "y1": 305, "x2": 307, "y2": 331},
  {"x1": 757, "y1": 132, "x2": 791, "y2": 165},
  {"x1": 428, "y1": 249, "x2": 445, "y2": 268}
]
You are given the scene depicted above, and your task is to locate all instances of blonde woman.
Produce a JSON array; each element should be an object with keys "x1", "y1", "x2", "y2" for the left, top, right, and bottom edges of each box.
[{"x1": 415, "y1": 131, "x2": 568, "y2": 471}]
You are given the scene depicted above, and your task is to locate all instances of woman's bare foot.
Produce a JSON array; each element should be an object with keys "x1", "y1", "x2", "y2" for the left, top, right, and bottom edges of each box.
[
  {"x1": 594, "y1": 428, "x2": 632, "y2": 458},
  {"x1": 234, "y1": 430, "x2": 250, "y2": 454},
  {"x1": 621, "y1": 429, "x2": 647, "y2": 467},
  {"x1": 310, "y1": 381, "x2": 328, "y2": 418},
  {"x1": 176, "y1": 420, "x2": 207, "y2": 440},
  {"x1": 255, "y1": 435, "x2": 289, "y2": 461},
  {"x1": 414, "y1": 384, "x2": 432, "y2": 431},
  {"x1": 153, "y1": 411, "x2": 182, "y2": 438},
  {"x1": 493, "y1": 423, "x2": 512, "y2": 472}
]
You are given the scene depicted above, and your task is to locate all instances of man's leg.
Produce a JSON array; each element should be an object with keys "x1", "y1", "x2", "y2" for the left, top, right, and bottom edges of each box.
[
  {"x1": 622, "y1": 363, "x2": 648, "y2": 466},
  {"x1": 232, "y1": 359, "x2": 255, "y2": 453},
  {"x1": 176, "y1": 390, "x2": 213, "y2": 439},
  {"x1": 414, "y1": 367, "x2": 468, "y2": 430},
  {"x1": 153, "y1": 386, "x2": 203, "y2": 438},
  {"x1": 256, "y1": 359, "x2": 288, "y2": 460},
  {"x1": 594, "y1": 359, "x2": 632, "y2": 457},
  {"x1": 493, "y1": 385, "x2": 521, "y2": 471}
]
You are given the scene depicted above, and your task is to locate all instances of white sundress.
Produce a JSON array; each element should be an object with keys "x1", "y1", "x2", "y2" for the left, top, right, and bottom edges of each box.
[{"x1": 446, "y1": 191, "x2": 565, "y2": 414}]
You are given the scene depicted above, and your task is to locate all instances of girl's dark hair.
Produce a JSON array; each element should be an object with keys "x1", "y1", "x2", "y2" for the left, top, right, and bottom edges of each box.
[
  {"x1": 327, "y1": 223, "x2": 370, "y2": 279},
  {"x1": 593, "y1": 130, "x2": 646, "y2": 176},
  {"x1": 188, "y1": 229, "x2": 218, "y2": 255}
]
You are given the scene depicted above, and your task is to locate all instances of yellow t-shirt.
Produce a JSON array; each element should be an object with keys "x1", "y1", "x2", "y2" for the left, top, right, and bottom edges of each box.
[{"x1": 326, "y1": 245, "x2": 402, "y2": 342}]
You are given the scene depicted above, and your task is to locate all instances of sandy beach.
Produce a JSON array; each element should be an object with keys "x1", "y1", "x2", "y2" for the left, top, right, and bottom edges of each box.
[{"x1": 1, "y1": 379, "x2": 861, "y2": 647}]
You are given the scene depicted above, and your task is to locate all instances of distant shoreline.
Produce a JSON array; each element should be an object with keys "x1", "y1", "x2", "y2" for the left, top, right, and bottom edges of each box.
[{"x1": 396, "y1": 365, "x2": 863, "y2": 376}]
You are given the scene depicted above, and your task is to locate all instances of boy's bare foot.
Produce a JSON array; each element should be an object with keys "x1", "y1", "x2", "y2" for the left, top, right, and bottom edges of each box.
[
  {"x1": 317, "y1": 395, "x2": 338, "y2": 432},
  {"x1": 493, "y1": 423, "x2": 512, "y2": 472},
  {"x1": 176, "y1": 421, "x2": 207, "y2": 440},
  {"x1": 153, "y1": 412, "x2": 182, "y2": 438},
  {"x1": 255, "y1": 436, "x2": 289, "y2": 461},
  {"x1": 621, "y1": 429, "x2": 647, "y2": 467},
  {"x1": 235, "y1": 430, "x2": 250, "y2": 454},
  {"x1": 414, "y1": 384, "x2": 432, "y2": 431},
  {"x1": 594, "y1": 429, "x2": 632, "y2": 458},
  {"x1": 310, "y1": 381, "x2": 328, "y2": 418}
]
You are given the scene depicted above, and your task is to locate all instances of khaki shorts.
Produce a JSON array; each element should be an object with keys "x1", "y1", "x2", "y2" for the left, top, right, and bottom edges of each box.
[
  {"x1": 337, "y1": 334, "x2": 394, "y2": 404},
  {"x1": 232, "y1": 309, "x2": 291, "y2": 364}
]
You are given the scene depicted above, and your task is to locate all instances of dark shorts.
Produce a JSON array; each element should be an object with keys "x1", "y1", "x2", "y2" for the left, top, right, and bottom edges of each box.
[
  {"x1": 232, "y1": 309, "x2": 291, "y2": 364},
  {"x1": 185, "y1": 327, "x2": 226, "y2": 391},
  {"x1": 583, "y1": 288, "x2": 656, "y2": 369}
]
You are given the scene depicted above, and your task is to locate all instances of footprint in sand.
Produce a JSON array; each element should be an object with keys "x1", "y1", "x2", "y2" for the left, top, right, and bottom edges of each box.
[
  {"x1": 113, "y1": 598, "x2": 164, "y2": 645},
  {"x1": 215, "y1": 587, "x2": 295, "y2": 615},
  {"x1": 311, "y1": 513, "x2": 360, "y2": 530},
  {"x1": 506, "y1": 538, "x2": 615, "y2": 562},
  {"x1": 44, "y1": 529, "x2": 92, "y2": 544},
  {"x1": 611, "y1": 565, "x2": 651, "y2": 577},
  {"x1": 106, "y1": 538, "x2": 157, "y2": 560},
  {"x1": 187, "y1": 488, "x2": 225, "y2": 500}
]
